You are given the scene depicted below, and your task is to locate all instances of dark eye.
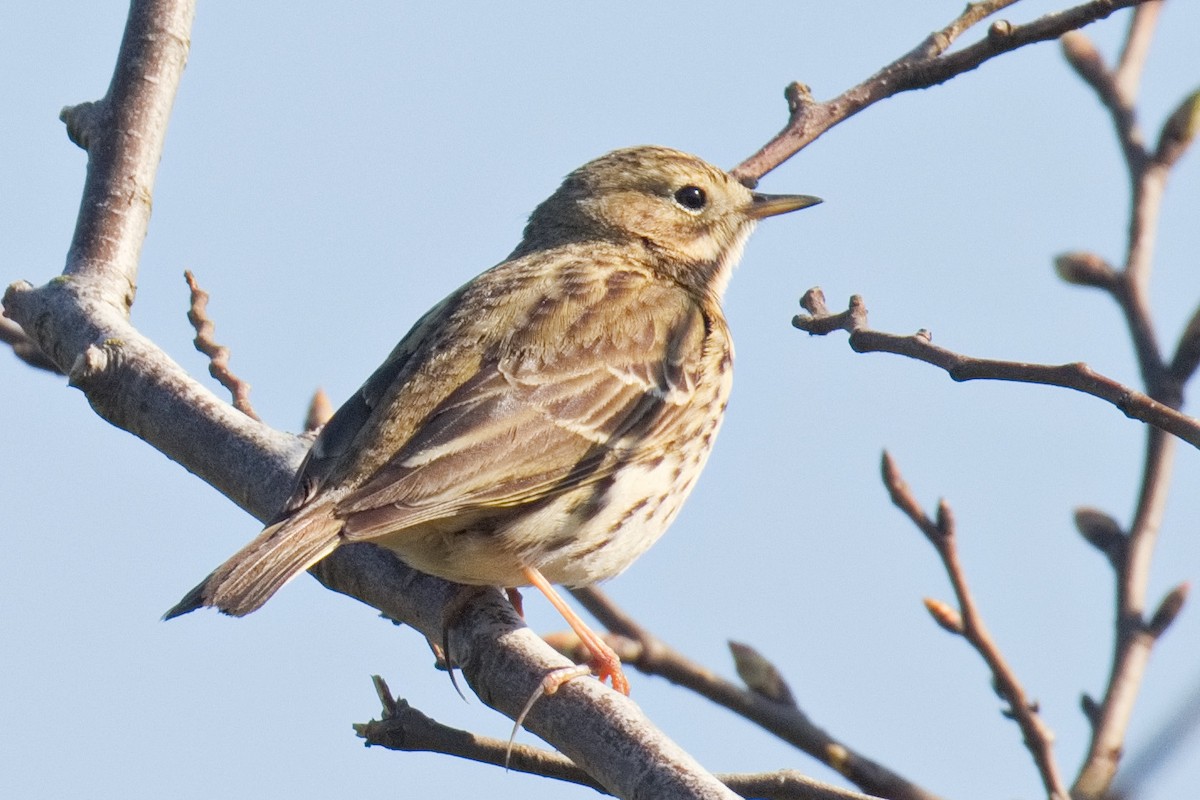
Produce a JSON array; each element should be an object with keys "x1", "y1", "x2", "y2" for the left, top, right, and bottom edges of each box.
[{"x1": 673, "y1": 185, "x2": 707, "y2": 211}]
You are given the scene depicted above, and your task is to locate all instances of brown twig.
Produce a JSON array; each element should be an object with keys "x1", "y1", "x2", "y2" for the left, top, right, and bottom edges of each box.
[
  {"x1": 358, "y1": 677, "x2": 876, "y2": 800},
  {"x1": 791, "y1": 290, "x2": 1200, "y2": 450},
  {"x1": 184, "y1": 271, "x2": 259, "y2": 420},
  {"x1": 0, "y1": 313, "x2": 61, "y2": 374},
  {"x1": 1056, "y1": 9, "x2": 1195, "y2": 797},
  {"x1": 880, "y1": 454, "x2": 1069, "y2": 800},
  {"x1": 733, "y1": 0, "x2": 1151, "y2": 184},
  {"x1": 569, "y1": 587, "x2": 944, "y2": 800}
]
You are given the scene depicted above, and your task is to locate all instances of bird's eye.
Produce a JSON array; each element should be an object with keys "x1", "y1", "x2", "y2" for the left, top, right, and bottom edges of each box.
[{"x1": 673, "y1": 185, "x2": 707, "y2": 211}]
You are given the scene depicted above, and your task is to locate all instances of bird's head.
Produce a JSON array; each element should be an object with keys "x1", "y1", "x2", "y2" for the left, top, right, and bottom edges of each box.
[{"x1": 518, "y1": 145, "x2": 820, "y2": 298}]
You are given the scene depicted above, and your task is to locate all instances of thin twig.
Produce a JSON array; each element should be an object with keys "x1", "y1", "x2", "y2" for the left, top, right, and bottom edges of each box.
[
  {"x1": 880, "y1": 454, "x2": 1069, "y2": 800},
  {"x1": 1057, "y1": 9, "x2": 1194, "y2": 797},
  {"x1": 1113, "y1": 1, "x2": 1162, "y2": 102},
  {"x1": 733, "y1": 0, "x2": 1151, "y2": 184},
  {"x1": 184, "y1": 271, "x2": 259, "y2": 420},
  {"x1": 357, "y1": 679, "x2": 877, "y2": 800},
  {"x1": 791, "y1": 290, "x2": 1200, "y2": 450},
  {"x1": 569, "y1": 587, "x2": 945, "y2": 800}
]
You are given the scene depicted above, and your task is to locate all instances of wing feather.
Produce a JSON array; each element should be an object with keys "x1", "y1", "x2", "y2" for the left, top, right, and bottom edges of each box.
[{"x1": 335, "y1": 267, "x2": 710, "y2": 540}]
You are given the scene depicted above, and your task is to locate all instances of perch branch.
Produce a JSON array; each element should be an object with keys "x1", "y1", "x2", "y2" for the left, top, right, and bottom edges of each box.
[{"x1": 357, "y1": 678, "x2": 874, "y2": 800}]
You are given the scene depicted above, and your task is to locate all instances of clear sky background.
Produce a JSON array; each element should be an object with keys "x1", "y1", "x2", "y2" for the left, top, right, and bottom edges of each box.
[{"x1": 3, "y1": 3, "x2": 1199, "y2": 799}]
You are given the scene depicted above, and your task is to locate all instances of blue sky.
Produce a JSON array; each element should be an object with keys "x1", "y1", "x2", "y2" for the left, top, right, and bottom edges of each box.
[{"x1": 3, "y1": 3, "x2": 1199, "y2": 799}]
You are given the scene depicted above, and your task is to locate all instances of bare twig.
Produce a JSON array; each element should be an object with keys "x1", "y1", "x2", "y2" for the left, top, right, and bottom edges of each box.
[
  {"x1": 1113, "y1": 1, "x2": 1162, "y2": 103},
  {"x1": 880, "y1": 454, "x2": 1070, "y2": 800},
  {"x1": 358, "y1": 678, "x2": 877, "y2": 800},
  {"x1": 570, "y1": 587, "x2": 945, "y2": 800},
  {"x1": 733, "y1": 0, "x2": 1151, "y2": 184},
  {"x1": 791, "y1": 290, "x2": 1200, "y2": 450},
  {"x1": 1056, "y1": 10, "x2": 1195, "y2": 797},
  {"x1": 184, "y1": 271, "x2": 259, "y2": 420}
]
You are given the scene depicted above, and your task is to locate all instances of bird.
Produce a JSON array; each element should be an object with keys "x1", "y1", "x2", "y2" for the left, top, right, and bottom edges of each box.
[{"x1": 166, "y1": 145, "x2": 820, "y2": 697}]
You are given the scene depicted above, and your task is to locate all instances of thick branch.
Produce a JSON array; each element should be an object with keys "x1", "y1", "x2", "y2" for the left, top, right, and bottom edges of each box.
[
  {"x1": 310, "y1": 550, "x2": 739, "y2": 799},
  {"x1": 358, "y1": 684, "x2": 873, "y2": 800}
]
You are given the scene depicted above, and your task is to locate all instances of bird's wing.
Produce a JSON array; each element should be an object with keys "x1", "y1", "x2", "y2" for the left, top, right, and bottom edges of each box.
[
  {"x1": 270, "y1": 291, "x2": 464, "y2": 521},
  {"x1": 334, "y1": 269, "x2": 713, "y2": 539}
]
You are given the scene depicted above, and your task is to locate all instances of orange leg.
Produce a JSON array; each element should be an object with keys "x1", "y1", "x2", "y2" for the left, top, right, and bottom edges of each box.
[{"x1": 522, "y1": 566, "x2": 629, "y2": 696}]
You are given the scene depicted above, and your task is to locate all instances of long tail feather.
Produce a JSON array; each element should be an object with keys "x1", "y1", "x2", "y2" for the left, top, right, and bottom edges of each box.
[{"x1": 164, "y1": 504, "x2": 342, "y2": 619}]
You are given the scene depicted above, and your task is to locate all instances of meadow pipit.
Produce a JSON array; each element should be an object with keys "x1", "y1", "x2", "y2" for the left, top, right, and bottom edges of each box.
[{"x1": 167, "y1": 145, "x2": 820, "y2": 694}]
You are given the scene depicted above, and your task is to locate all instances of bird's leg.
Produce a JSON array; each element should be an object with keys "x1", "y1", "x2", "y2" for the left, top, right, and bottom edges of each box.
[
  {"x1": 506, "y1": 566, "x2": 629, "y2": 764},
  {"x1": 522, "y1": 566, "x2": 629, "y2": 695}
]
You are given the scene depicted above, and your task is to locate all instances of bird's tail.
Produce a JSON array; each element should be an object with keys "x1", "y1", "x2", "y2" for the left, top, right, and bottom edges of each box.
[{"x1": 164, "y1": 503, "x2": 342, "y2": 619}]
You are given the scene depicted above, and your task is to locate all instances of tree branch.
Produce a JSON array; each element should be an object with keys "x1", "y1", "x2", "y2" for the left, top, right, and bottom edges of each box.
[
  {"x1": 791, "y1": 290, "x2": 1200, "y2": 450},
  {"x1": 733, "y1": 0, "x2": 1152, "y2": 184},
  {"x1": 357, "y1": 679, "x2": 874, "y2": 800},
  {"x1": 1055, "y1": 10, "x2": 1195, "y2": 796},
  {"x1": 880, "y1": 454, "x2": 1069, "y2": 800},
  {"x1": 569, "y1": 587, "x2": 944, "y2": 800},
  {"x1": 2, "y1": 3, "x2": 742, "y2": 798}
]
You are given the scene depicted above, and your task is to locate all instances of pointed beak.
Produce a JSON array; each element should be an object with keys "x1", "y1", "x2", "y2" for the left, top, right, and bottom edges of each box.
[{"x1": 746, "y1": 192, "x2": 823, "y2": 220}]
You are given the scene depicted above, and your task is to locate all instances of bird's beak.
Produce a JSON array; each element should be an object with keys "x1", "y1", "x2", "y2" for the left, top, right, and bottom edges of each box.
[{"x1": 746, "y1": 192, "x2": 823, "y2": 220}]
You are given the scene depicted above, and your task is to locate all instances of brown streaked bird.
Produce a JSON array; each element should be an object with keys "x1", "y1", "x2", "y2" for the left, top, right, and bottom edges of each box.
[{"x1": 166, "y1": 145, "x2": 820, "y2": 695}]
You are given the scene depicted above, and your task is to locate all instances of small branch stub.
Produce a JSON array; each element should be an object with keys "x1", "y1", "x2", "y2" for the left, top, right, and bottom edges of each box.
[
  {"x1": 1060, "y1": 30, "x2": 1108, "y2": 86},
  {"x1": 1054, "y1": 251, "x2": 1118, "y2": 290},
  {"x1": 1074, "y1": 507, "x2": 1128, "y2": 567},
  {"x1": 1146, "y1": 582, "x2": 1189, "y2": 639},
  {"x1": 729, "y1": 641, "x2": 798, "y2": 706},
  {"x1": 923, "y1": 598, "x2": 965, "y2": 635},
  {"x1": 1156, "y1": 87, "x2": 1200, "y2": 168}
]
